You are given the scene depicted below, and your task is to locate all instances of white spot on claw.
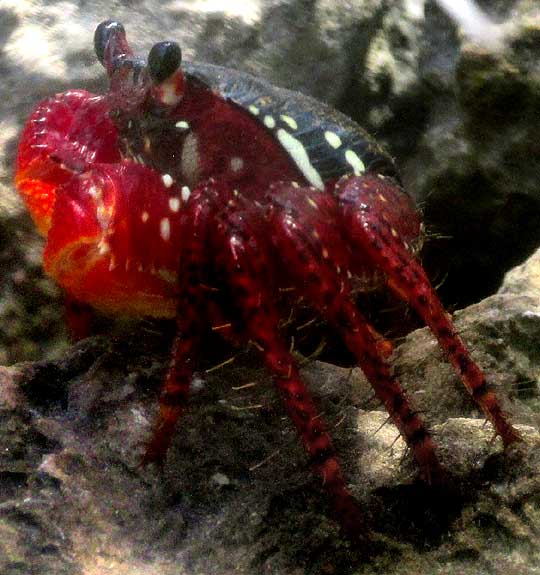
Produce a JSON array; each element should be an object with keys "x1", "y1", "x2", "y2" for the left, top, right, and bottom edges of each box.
[
  {"x1": 345, "y1": 149, "x2": 366, "y2": 176},
  {"x1": 98, "y1": 240, "x2": 110, "y2": 255},
  {"x1": 324, "y1": 131, "x2": 342, "y2": 149},
  {"x1": 276, "y1": 129, "x2": 324, "y2": 190},
  {"x1": 161, "y1": 173, "x2": 174, "y2": 188},
  {"x1": 88, "y1": 185, "x2": 102, "y2": 200},
  {"x1": 160, "y1": 218, "x2": 171, "y2": 241},
  {"x1": 175, "y1": 120, "x2": 189, "y2": 130},
  {"x1": 141, "y1": 211, "x2": 149, "y2": 223}
]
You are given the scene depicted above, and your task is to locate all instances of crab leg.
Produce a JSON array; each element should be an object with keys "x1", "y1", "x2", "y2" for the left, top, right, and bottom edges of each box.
[
  {"x1": 191, "y1": 185, "x2": 366, "y2": 537},
  {"x1": 265, "y1": 184, "x2": 443, "y2": 482},
  {"x1": 144, "y1": 195, "x2": 211, "y2": 464},
  {"x1": 64, "y1": 295, "x2": 95, "y2": 342},
  {"x1": 337, "y1": 174, "x2": 521, "y2": 446}
]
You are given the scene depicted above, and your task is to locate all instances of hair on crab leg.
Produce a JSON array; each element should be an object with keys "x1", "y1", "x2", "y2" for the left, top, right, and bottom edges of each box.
[
  {"x1": 337, "y1": 174, "x2": 521, "y2": 447},
  {"x1": 209, "y1": 206, "x2": 367, "y2": 540},
  {"x1": 265, "y1": 182, "x2": 444, "y2": 483},
  {"x1": 143, "y1": 328, "x2": 199, "y2": 465},
  {"x1": 143, "y1": 188, "x2": 212, "y2": 465}
]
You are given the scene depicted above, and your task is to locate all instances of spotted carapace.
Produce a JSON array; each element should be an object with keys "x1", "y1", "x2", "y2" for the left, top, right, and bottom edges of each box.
[{"x1": 15, "y1": 20, "x2": 520, "y2": 539}]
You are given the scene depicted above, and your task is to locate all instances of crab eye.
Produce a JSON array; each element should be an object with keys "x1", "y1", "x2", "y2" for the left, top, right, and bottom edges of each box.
[
  {"x1": 148, "y1": 41, "x2": 182, "y2": 83},
  {"x1": 94, "y1": 20, "x2": 126, "y2": 65}
]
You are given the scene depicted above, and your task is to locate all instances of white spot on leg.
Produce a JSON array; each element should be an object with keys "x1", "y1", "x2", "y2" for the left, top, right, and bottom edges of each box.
[
  {"x1": 248, "y1": 105, "x2": 260, "y2": 115},
  {"x1": 160, "y1": 218, "x2": 171, "y2": 241},
  {"x1": 276, "y1": 129, "x2": 324, "y2": 190},
  {"x1": 175, "y1": 120, "x2": 190, "y2": 130},
  {"x1": 229, "y1": 157, "x2": 244, "y2": 172},
  {"x1": 141, "y1": 211, "x2": 149, "y2": 223},
  {"x1": 169, "y1": 197, "x2": 180, "y2": 212},
  {"x1": 181, "y1": 186, "x2": 191, "y2": 203}
]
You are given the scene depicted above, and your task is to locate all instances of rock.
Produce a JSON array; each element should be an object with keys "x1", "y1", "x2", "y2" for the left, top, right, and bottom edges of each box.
[{"x1": 1, "y1": 247, "x2": 540, "y2": 573}]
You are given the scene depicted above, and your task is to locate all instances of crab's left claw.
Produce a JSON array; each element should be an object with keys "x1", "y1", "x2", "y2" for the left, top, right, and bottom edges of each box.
[{"x1": 15, "y1": 90, "x2": 120, "y2": 235}]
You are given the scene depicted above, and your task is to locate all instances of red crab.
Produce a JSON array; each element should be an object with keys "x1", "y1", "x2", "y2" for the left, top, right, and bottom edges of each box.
[{"x1": 15, "y1": 20, "x2": 520, "y2": 539}]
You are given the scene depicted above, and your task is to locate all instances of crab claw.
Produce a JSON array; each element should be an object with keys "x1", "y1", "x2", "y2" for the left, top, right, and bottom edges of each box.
[{"x1": 15, "y1": 90, "x2": 120, "y2": 235}]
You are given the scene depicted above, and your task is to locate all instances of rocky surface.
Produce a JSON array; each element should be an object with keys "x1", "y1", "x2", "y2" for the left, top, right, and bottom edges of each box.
[{"x1": 1, "y1": 248, "x2": 540, "y2": 574}]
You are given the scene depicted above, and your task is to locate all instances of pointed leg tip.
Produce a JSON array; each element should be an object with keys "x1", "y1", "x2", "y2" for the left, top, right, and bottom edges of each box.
[{"x1": 502, "y1": 426, "x2": 523, "y2": 448}]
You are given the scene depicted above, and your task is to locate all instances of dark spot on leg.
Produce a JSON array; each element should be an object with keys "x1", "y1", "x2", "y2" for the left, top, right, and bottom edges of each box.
[
  {"x1": 472, "y1": 380, "x2": 490, "y2": 399},
  {"x1": 409, "y1": 427, "x2": 429, "y2": 446},
  {"x1": 457, "y1": 354, "x2": 470, "y2": 374},
  {"x1": 417, "y1": 294, "x2": 428, "y2": 307},
  {"x1": 309, "y1": 446, "x2": 335, "y2": 466},
  {"x1": 437, "y1": 326, "x2": 453, "y2": 339}
]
